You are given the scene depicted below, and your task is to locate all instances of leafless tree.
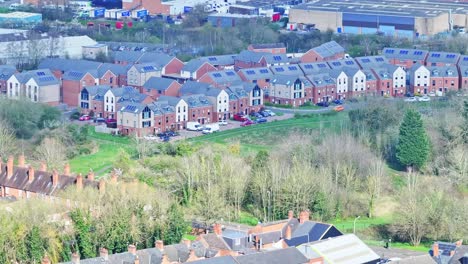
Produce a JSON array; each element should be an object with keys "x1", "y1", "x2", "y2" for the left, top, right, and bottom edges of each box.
[
  {"x1": 35, "y1": 137, "x2": 67, "y2": 170},
  {"x1": 0, "y1": 119, "x2": 16, "y2": 157}
]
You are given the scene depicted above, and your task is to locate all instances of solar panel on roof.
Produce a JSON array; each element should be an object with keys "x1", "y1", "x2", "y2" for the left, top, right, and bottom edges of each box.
[
  {"x1": 318, "y1": 64, "x2": 327, "y2": 68},
  {"x1": 375, "y1": 57, "x2": 384, "y2": 62},
  {"x1": 226, "y1": 71, "x2": 235, "y2": 76},
  {"x1": 431, "y1": 53, "x2": 440, "y2": 58},
  {"x1": 288, "y1": 66, "x2": 298, "y2": 71},
  {"x1": 259, "y1": 69, "x2": 269, "y2": 74},
  {"x1": 143, "y1": 66, "x2": 154, "y2": 71},
  {"x1": 208, "y1": 57, "x2": 217, "y2": 61},
  {"x1": 36, "y1": 71, "x2": 45, "y2": 76},
  {"x1": 304, "y1": 64, "x2": 313, "y2": 69},
  {"x1": 332, "y1": 62, "x2": 341, "y2": 66},
  {"x1": 126, "y1": 105, "x2": 136, "y2": 111},
  {"x1": 213, "y1": 73, "x2": 222, "y2": 78},
  {"x1": 464, "y1": 57, "x2": 468, "y2": 61},
  {"x1": 345, "y1": 61, "x2": 354, "y2": 65},
  {"x1": 385, "y1": 49, "x2": 394, "y2": 54},
  {"x1": 275, "y1": 67, "x2": 284, "y2": 72},
  {"x1": 273, "y1": 55, "x2": 282, "y2": 61},
  {"x1": 438, "y1": 243, "x2": 457, "y2": 256},
  {"x1": 399, "y1": 50, "x2": 408, "y2": 55},
  {"x1": 246, "y1": 70, "x2": 255, "y2": 75},
  {"x1": 361, "y1": 58, "x2": 371, "y2": 63},
  {"x1": 446, "y1": 54, "x2": 456, "y2": 59}
]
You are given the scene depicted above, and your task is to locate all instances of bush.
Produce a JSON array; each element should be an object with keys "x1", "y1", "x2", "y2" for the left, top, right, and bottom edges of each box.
[{"x1": 70, "y1": 111, "x2": 81, "y2": 120}]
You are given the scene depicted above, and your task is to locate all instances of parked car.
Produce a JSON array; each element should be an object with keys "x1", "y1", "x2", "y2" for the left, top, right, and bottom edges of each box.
[
  {"x1": 256, "y1": 118, "x2": 267, "y2": 124},
  {"x1": 405, "y1": 92, "x2": 414, "y2": 97},
  {"x1": 79, "y1": 115, "x2": 90, "y2": 121},
  {"x1": 333, "y1": 99, "x2": 344, "y2": 105},
  {"x1": 218, "y1": 120, "x2": 228, "y2": 126},
  {"x1": 428, "y1": 91, "x2": 436, "y2": 97},
  {"x1": 202, "y1": 123, "x2": 220, "y2": 134},
  {"x1": 250, "y1": 112, "x2": 262, "y2": 118},
  {"x1": 404, "y1": 97, "x2": 417, "y2": 102},
  {"x1": 144, "y1": 135, "x2": 159, "y2": 141},
  {"x1": 233, "y1": 113, "x2": 249, "y2": 122},
  {"x1": 106, "y1": 118, "x2": 117, "y2": 124},
  {"x1": 263, "y1": 110, "x2": 276, "y2": 116},
  {"x1": 161, "y1": 136, "x2": 170, "y2": 142},
  {"x1": 259, "y1": 111, "x2": 270, "y2": 117},
  {"x1": 187, "y1": 121, "x2": 203, "y2": 131},
  {"x1": 418, "y1": 96, "x2": 431, "y2": 102},
  {"x1": 240, "y1": 120, "x2": 255, "y2": 127},
  {"x1": 316, "y1": 101, "x2": 329, "y2": 107},
  {"x1": 94, "y1": 117, "x2": 106, "y2": 123},
  {"x1": 334, "y1": 105, "x2": 345, "y2": 112}
]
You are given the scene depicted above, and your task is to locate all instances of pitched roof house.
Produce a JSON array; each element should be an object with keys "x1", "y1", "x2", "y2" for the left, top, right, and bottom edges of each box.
[
  {"x1": 181, "y1": 59, "x2": 217, "y2": 80},
  {"x1": 199, "y1": 70, "x2": 242, "y2": 88},
  {"x1": 300, "y1": 41, "x2": 345, "y2": 63},
  {"x1": 0, "y1": 65, "x2": 16, "y2": 94},
  {"x1": 7, "y1": 69, "x2": 60, "y2": 105},
  {"x1": 425, "y1": 51, "x2": 460, "y2": 67},
  {"x1": 142, "y1": 77, "x2": 181, "y2": 99},
  {"x1": 382, "y1": 47, "x2": 428, "y2": 69}
]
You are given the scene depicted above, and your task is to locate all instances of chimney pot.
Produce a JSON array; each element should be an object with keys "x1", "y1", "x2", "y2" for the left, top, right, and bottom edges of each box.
[
  {"x1": 99, "y1": 179, "x2": 105, "y2": 194},
  {"x1": 41, "y1": 256, "x2": 51, "y2": 264},
  {"x1": 87, "y1": 170, "x2": 95, "y2": 181},
  {"x1": 52, "y1": 170, "x2": 59, "y2": 187},
  {"x1": 213, "y1": 223, "x2": 222, "y2": 236},
  {"x1": 155, "y1": 240, "x2": 164, "y2": 251},
  {"x1": 76, "y1": 174, "x2": 83, "y2": 190},
  {"x1": 99, "y1": 248, "x2": 109, "y2": 260},
  {"x1": 299, "y1": 210, "x2": 310, "y2": 224},
  {"x1": 128, "y1": 244, "x2": 137, "y2": 255},
  {"x1": 433, "y1": 243, "x2": 439, "y2": 257},
  {"x1": 72, "y1": 252, "x2": 80, "y2": 264},
  {"x1": 40, "y1": 162, "x2": 47, "y2": 171},
  {"x1": 7, "y1": 156, "x2": 14, "y2": 178},
  {"x1": 18, "y1": 154, "x2": 25, "y2": 167},
  {"x1": 28, "y1": 166, "x2": 35, "y2": 183},
  {"x1": 288, "y1": 210, "x2": 294, "y2": 220},
  {"x1": 64, "y1": 163, "x2": 71, "y2": 176}
]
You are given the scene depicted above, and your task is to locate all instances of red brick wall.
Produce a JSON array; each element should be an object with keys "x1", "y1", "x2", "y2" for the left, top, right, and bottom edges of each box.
[
  {"x1": 247, "y1": 47, "x2": 287, "y2": 54},
  {"x1": 365, "y1": 80, "x2": 378, "y2": 95},
  {"x1": 62, "y1": 74, "x2": 96, "y2": 107},
  {"x1": 0, "y1": 80, "x2": 6, "y2": 94},
  {"x1": 90, "y1": 99, "x2": 105, "y2": 117},
  {"x1": 100, "y1": 71, "x2": 117, "y2": 87},
  {"x1": 118, "y1": 74, "x2": 127, "y2": 86},
  {"x1": 165, "y1": 58, "x2": 184, "y2": 75},
  {"x1": 300, "y1": 50, "x2": 323, "y2": 63},
  {"x1": 165, "y1": 82, "x2": 181, "y2": 97},
  {"x1": 430, "y1": 76, "x2": 459, "y2": 93},
  {"x1": 229, "y1": 97, "x2": 249, "y2": 115},
  {"x1": 154, "y1": 112, "x2": 176, "y2": 132},
  {"x1": 377, "y1": 80, "x2": 393, "y2": 96},
  {"x1": 198, "y1": 75, "x2": 215, "y2": 86},
  {"x1": 195, "y1": 63, "x2": 217, "y2": 80},
  {"x1": 461, "y1": 77, "x2": 468, "y2": 89},
  {"x1": 188, "y1": 105, "x2": 214, "y2": 124},
  {"x1": 313, "y1": 84, "x2": 336, "y2": 103}
]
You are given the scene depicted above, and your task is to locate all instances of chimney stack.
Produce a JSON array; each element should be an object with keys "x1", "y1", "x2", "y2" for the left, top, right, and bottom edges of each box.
[
  {"x1": 18, "y1": 154, "x2": 25, "y2": 167},
  {"x1": 52, "y1": 170, "x2": 59, "y2": 187},
  {"x1": 288, "y1": 210, "x2": 294, "y2": 220},
  {"x1": 213, "y1": 223, "x2": 222, "y2": 236},
  {"x1": 99, "y1": 248, "x2": 109, "y2": 260},
  {"x1": 99, "y1": 179, "x2": 106, "y2": 194},
  {"x1": 87, "y1": 170, "x2": 95, "y2": 181},
  {"x1": 128, "y1": 244, "x2": 137, "y2": 255},
  {"x1": 64, "y1": 163, "x2": 71, "y2": 176},
  {"x1": 433, "y1": 243, "x2": 439, "y2": 257},
  {"x1": 76, "y1": 174, "x2": 83, "y2": 190},
  {"x1": 7, "y1": 156, "x2": 14, "y2": 178},
  {"x1": 40, "y1": 162, "x2": 47, "y2": 172},
  {"x1": 41, "y1": 256, "x2": 51, "y2": 264},
  {"x1": 285, "y1": 225, "x2": 292, "y2": 240},
  {"x1": 299, "y1": 210, "x2": 310, "y2": 224},
  {"x1": 155, "y1": 240, "x2": 164, "y2": 251},
  {"x1": 28, "y1": 166, "x2": 35, "y2": 183},
  {"x1": 71, "y1": 252, "x2": 80, "y2": 264}
]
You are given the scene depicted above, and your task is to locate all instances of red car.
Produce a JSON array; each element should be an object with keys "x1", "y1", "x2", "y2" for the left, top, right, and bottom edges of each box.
[
  {"x1": 79, "y1": 115, "x2": 90, "y2": 121},
  {"x1": 233, "y1": 113, "x2": 249, "y2": 122},
  {"x1": 240, "y1": 120, "x2": 255, "y2": 127}
]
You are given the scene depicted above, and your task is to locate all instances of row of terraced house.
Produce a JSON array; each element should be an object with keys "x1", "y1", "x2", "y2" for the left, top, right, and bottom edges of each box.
[{"x1": 1, "y1": 41, "x2": 467, "y2": 136}]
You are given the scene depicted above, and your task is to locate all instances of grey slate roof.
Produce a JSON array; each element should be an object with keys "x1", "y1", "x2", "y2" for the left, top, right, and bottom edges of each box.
[
  {"x1": 236, "y1": 247, "x2": 309, "y2": 264},
  {"x1": 114, "y1": 51, "x2": 175, "y2": 67},
  {"x1": 460, "y1": 66, "x2": 468, "y2": 77},
  {"x1": 82, "y1": 85, "x2": 111, "y2": 101},
  {"x1": 426, "y1": 51, "x2": 460, "y2": 64},
  {"x1": 133, "y1": 63, "x2": 161, "y2": 73},
  {"x1": 327, "y1": 58, "x2": 359, "y2": 70},
  {"x1": 355, "y1": 55, "x2": 389, "y2": 69},
  {"x1": 179, "y1": 81, "x2": 213, "y2": 95},
  {"x1": 38, "y1": 58, "x2": 101, "y2": 72},
  {"x1": 98, "y1": 63, "x2": 129, "y2": 76},
  {"x1": 382, "y1": 47, "x2": 428, "y2": 61},
  {"x1": 459, "y1": 55, "x2": 468, "y2": 66},
  {"x1": 270, "y1": 64, "x2": 303, "y2": 76},
  {"x1": 298, "y1": 62, "x2": 331, "y2": 75},
  {"x1": 200, "y1": 54, "x2": 236, "y2": 66},
  {"x1": 0, "y1": 65, "x2": 16, "y2": 81},
  {"x1": 236, "y1": 50, "x2": 266, "y2": 63},
  {"x1": 187, "y1": 256, "x2": 238, "y2": 264},
  {"x1": 108, "y1": 86, "x2": 139, "y2": 97},
  {"x1": 307, "y1": 72, "x2": 336, "y2": 87},
  {"x1": 200, "y1": 233, "x2": 232, "y2": 251},
  {"x1": 271, "y1": 75, "x2": 311, "y2": 87},
  {"x1": 239, "y1": 67, "x2": 274, "y2": 80},
  {"x1": 119, "y1": 102, "x2": 147, "y2": 113},
  {"x1": 309, "y1": 40, "x2": 345, "y2": 58},
  {"x1": 206, "y1": 70, "x2": 241, "y2": 84},
  {"x1": 181, "y1": 94, "x2": 212, "y2": 108},
  {"x1": 372, "y1": 65, "x2": 397, "y2": 80},
  {"x1": 342, "y1": 67, "x2": 362, "y2": 77},
  {"x1": 62, "y1": 69, "x2": 98, "y2": 81},
  {"x1": 158, "y1": 95, "x2": 184, "y2": 106},
  {"x1": 363, "y1": 69, "x2": 377, "y2": 81},
  {"x1": 14, "y1": 69, "x2": 59, "y2": 86},
  {"x1": 143, "y1": 77, "x2": 176, "y2": 91},
  {"x1": 182, "y1": 59, "x2": 212, "y2": 72},
  {"x1": 428, "y1": 66, "x2": 459, "y2": 78}
]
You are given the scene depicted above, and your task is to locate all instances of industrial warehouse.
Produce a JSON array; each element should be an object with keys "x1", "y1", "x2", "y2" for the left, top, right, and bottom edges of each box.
[{"x1": 289, "y1": 0, "x2": 468, "y2": 38}]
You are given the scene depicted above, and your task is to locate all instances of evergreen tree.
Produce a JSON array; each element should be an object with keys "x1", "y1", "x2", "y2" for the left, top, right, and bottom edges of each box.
[
  {"x1": 396, "y1": 109, "x2": 430, "y2": 171},
  {"x1": 70, "y1": 210, "x2": 95, "y2": 259},
  {"x1": 27, "y1": 226, "x2": 44, "y2": 263},
  {"x1": 461, "y1": 100, "x2": 468, "y2": 143},
  {"x1": 163, "y1": 204, "x2": 187, "y2": 245}
]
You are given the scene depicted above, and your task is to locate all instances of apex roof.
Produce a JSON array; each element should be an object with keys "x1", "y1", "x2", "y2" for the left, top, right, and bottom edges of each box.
[
  {"x1": 0, "y1": 65, "x2": 16, "y2": 81},
  {"x1": 355, "y1": 55, "x2": 389, "y2": 69},
  {"x1": 239, "y1": 67, "x2": 274, "y2": 80},
  {"x1": 426, "y1": 51, "x2": 460, "y2": 64},
  {"x1": 182, "y1": 59, "x2": 214, "y2": 73},
  {"x1": 308, "y1": 40, "x2": 345, "y2": 58},
  {"x1": 298, "y1": 62, "x2": 331, "y2": 75},
  {"x1": 38, "y1": 58, "x2": 101, "y2": 72},
  {"x1": 205, "y1": 70, "x2": 241, "y2": 84},
  {"x1": 382, "y1": 47, "x2": 428, "y2": 61},
  {"x1": 143, "y1": 77, "x2": 176, "y2": 90},
  {"x1": 270, "y1": 64, "x2": 303, "y2": 76}
]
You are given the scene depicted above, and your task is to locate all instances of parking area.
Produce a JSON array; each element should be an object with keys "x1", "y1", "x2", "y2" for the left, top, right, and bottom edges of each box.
[{"x1": 176, "y1": 113, "x2": 294, "y2": 141}]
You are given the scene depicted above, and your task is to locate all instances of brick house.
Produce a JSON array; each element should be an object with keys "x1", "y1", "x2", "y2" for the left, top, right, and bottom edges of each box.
[
  {"x1": 355, "y1": 55, "x2": 389, "y2": 69},
  {"x1": 117, "y1": 102, "x2": 157, "y2": 136},
  {"x1": 142, "y1": 77, "x2": 181, "y2": 99},
  {"x1": 113, "y1": 51, "x2": 184, "y2": 76},
  {"x1": 270, "y1": 64, "x2": 304, "y2": 76},
  {"x1": 0, "y1": 65, "x2": 16, "y2": 95},
  {"x1": 228, "y1": 82, "x2": 264, "y2": 113},
  {"x1": 62, "y1": 70, "x2": 98, "y2": 107},
  {"x1": 458, "y1": 56, "x2": 468, "y2": 91},
  {"x1": 180, "y1": 59, "x2": 217, "y2": 81},
  {"x1": 300, "y1": 41, "x2": 345, "y2": 63},
  {"x1": 382, "y1": 48, "x2": 428, "y2": 69},
  {"x1": 409, "y1": 63, "x2": 430, "y2": 94},
  {"x1": 179, "y1": 81, "x2": 230, "y2": 121},
  {"x1": 247, "y1": 43, "x2": 287, "y2": 54},
  {"x1": 226, "y1": 86, "x2": 250, "y2": 115},
  {"x1": 428, "y1": 66, "x2": 460, "y2": 95},
  {"x1": 307, "y1": 73, "x2": 337, "y2": 103},
  {"x1": 199, "y1": 70, "x2": 242, "y2": 88},
  {"x1": 425, "y1": 51, "x2": 460, "y2": 67},
  {"x1": 150, "y1": 101, "x2": 176, "y2": 133},
  {"x1": 372, "y1": 65, "x2": 406, "y2": 97},
  {"x1": 234, "y1": 50, "x2": 288, "y2": 70},
  {"x1": 105, "y1": 86, "x2": 151, "y2": 119},
  {"x1": 199, "y1": 55, "x2": 236, "y2": 70},
  {"x1": 343, "y1": 68, "x2": 367, "y2": 98},
  {"x1": 328, "y1": 69, "x2": 348, "y2": 100},
  {"x1": 362, "y1": 69, "x2": 378, "y2": 96},
  {"x1": 298, "y1": 62, "x2": 331, "y2": 75},
  {"x1": 182, "y1": 94, "x2": 214, "y2": 125},
  {"x1": 127, "y1": 63, "x2": 162, "y2": 90},
  {"x1": 269, "y1": 75, "x2": 311, "y2": 106},
  {"x1": 0, "y1": 156, "x2": 102, "y2": 199},
  {"x1": 79, "y1": 85, "x2": 110, "y2": 117},
  {"x1": 7, "y1": 69, "x2": 60, "y2": 106},
  {"x1": 98, "y1": 63, "x2": 129, "y2": 87},
  {"x1": 237, "y1": 67, "x2": 274, "y2": 90},
  {"x1": 158, "y1": 96, "x2": 188, "y2": 130}
]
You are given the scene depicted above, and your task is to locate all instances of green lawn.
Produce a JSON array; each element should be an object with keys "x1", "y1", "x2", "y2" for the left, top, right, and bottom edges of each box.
[
  {"x1": 189, "y1": 112, "x2": 348, "y2": 153},
  {"x1": 332, "y1": 216, "x2": 393, "y2": 233},
  {"x1": 364, "y1": 240, "x2": 431, "y2": 252}
]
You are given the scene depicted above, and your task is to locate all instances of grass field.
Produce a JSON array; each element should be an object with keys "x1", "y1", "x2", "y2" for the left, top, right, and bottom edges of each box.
[
  {"x1": 189, "y1": 112, "x2": 348, "y2": 153},
  {"x1": 332, "y1": 216, "x2": 393, "y2": 233}
]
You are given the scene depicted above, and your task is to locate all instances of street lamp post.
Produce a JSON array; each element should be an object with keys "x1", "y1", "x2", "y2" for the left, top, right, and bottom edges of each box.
[{"x1": 353, "y1": 216, "x2": 361, "y2": 234}]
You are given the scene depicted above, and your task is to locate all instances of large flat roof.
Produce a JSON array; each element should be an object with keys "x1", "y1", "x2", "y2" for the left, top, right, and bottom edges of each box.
[{"x1": 291, "y1": 0, "x2": 468, "y2": 18}]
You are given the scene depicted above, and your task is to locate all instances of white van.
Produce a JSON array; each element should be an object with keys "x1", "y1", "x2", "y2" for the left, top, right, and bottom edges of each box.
[
  {"x1": 186, "y1": 121, "x2": 203, "y2": 131},
  {"x1": 202, "y1": 123, "x2": 220, "y2": 134}
]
